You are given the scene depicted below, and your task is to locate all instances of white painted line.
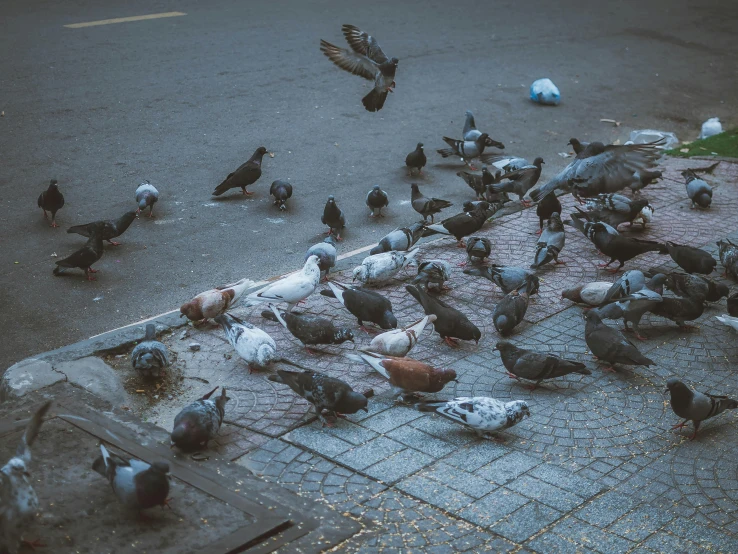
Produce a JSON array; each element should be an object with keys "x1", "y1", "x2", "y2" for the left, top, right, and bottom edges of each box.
[{"x1": 64, "y1": 12, "x2": 186, "y2": 29}]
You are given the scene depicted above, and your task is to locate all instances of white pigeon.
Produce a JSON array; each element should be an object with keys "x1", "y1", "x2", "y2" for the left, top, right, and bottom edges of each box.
[
  {"x1": 352, "y1": 248, "x2": 419, "y2": 286},
  {"x1": 415, "y1": 397, "x2": 530, "y2": 439},
  {"x1": 246, "y1": 255, "x2": 321, "y2": 311},
  {"x1": 135, "y1": 180, "x2": 159, "y2": 217},
  {"x1": 0, "y1": 401, "x2": 52, "y2": 554},
  {"x1": 368, "y1": 315, "x2": 436, "y2": 357},
  {"x1": 716, "y1": 315, "x2": 738, "y2": 332},
  {"x1": 215, "y1": 313, "x2": 278, "y2": 372}
]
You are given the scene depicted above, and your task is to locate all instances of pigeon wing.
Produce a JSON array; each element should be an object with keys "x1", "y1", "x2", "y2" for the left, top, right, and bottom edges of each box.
[
  {"x1": 320, "y1": 39, "x2": 377, "y2": 81},
  {"x1": 341, "y1": 24, "x2": 389, "y2": 64}
]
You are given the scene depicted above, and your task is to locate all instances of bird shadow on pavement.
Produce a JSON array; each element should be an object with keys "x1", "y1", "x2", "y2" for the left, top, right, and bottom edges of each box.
[{"x1": 394, "y1": 167, "x2": 435, "y2": 184}]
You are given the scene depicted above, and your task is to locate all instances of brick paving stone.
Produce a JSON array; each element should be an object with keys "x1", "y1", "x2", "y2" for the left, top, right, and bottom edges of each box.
[
  {"x1": 458, "y1": 488, "x2": 529, "y2": 527},
  {"x1": 490, "y1": 500, "x2": 563, "y2": 543}
]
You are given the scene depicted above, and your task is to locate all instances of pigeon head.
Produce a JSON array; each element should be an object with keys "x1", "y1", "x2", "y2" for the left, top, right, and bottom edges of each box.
[
  {"x1": 333, "y1": 328, "x2": 355, "y2": 344},
  {"x1": 254, "y1": 146, "x2": 268, "y2": 157},
  {"x1": 712, "y1": 281, "x2": 730, "y2": 301},
  {"x1": 49, "y1": 179, "x2": 59, "y2": 190},
  {"x1": 416, "y1": 142, "x2": 424, "y2": 150},
  {"x1": 494, "y1": 341, "x2": 515, "y2": 352},
  {"x1": 583, "y1": 309, "x2": 603, "y2": 324},
  {"x1": 506, "y1": 400, "x2": 531, "y2": 424},
  {"x1": 337, "y1": 390, "x2": 369, "y2": 414},
  {"x1": 304, "y1": 254, "x2": 321, "y2": 272},
  {"x1": 389, "y1": 57, "x2": 399, "y2": 66},
  {"x1": 665, "y1": 378, "x2": 691, "y2": 398},
  {"x1": 567, "y1": 138, "x2": 579, "y2": 146},
  {"x1": 255, "y1": 343, "x2": 278, "y2": 369},
  {"x1": 561, "y1": 285, "x2": 583, "y2": 302},
  {"x1": 5, "y1": 457, "x2": 27, "y2": 477},
  {"x1": 631, "y1": 197, "x2": 651, "y2": 213},
  {"x1": 695, "y1": 193, "x2": 712, "y2": 208},
  {"x1": 680, "y1": 169, "x2": 696, "y2": 181},
  {"x1": 410, "y1": 183, "x2": 420, "y2": 193},
  {"x1": 151, "y1": 461, "x2": 170, "y2": 475},
  {"x1": 352, "y1": 265, "x2": 367, "y2": 282},
  {"x1": 381, "y1": 310, "x2": 398, "y2": 329},
  {"x1": 138, "y1": 195, "x2": 150, "y2": 210},
  {"x1": 179, "y1": 300, "x2": 204, "y2": 321},
  {"x1": 372, "y1": 185, "x2": 380, "y2": 191},
  {"x1": 647, "y1": 273, "x2": 667, "y2": 294}
]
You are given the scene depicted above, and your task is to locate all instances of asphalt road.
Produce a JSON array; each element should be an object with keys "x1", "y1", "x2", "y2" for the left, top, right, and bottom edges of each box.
[{"x1": 2, "y1": 0, "x2": 737, "y2": 372}]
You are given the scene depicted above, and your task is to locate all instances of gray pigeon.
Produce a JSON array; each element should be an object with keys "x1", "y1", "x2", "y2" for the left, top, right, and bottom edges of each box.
[
  {"x1": 717, "y1": 239, "x2": 738, "y2": 279},
  {"x1": 411, "y1": 260, "x2": 451, "y2": 291},
  {"x1": 215, "y1": 313, "x2": 278, "y2": 372},
  {"x1": 135, "y1": 181, "x2": 159, "y2": 217},
  {"x1": 666, "y1": 378, "x2": 738, "y2": 440},
  {"x1": 464, "y1": 265, "x2": 540, "y2": 295},
  {"x1": 462, "y1": 110, "x2": 503, "y2": 147},
  {"x1": 493, "y1": 289, "x2": 530, "y2": 336},
  {"x1": 269, "y1": 180, "x2": 293, "y2": 211},
  {"x1": 67, "y1": 211, "x2": 137, "y2": 246},
  {"x1": 305, "y1": 236, "x2": 337, "y2": 280},
  {"x1": 466, "y1": 237, "x2": 492, "y2": 265},
  {"x1": 531, "y1": 212, "x2": 566, "y2": 268},
  {"x1": 370, "y1": 223, "x2": 425, "y2": 255},
  {"x1": 602, "y1": 270, "x2": 647, "y2": 304},
  {"x1": 366, "y1": 185, "x2": 389, "y2": 217},
  {"x1": 322, "y1": 195, "x2": 347, "y2": 240},
  {"x1": 405, "y1": 143, "x2": 426, "y2": 175},
  {"x1": 262, "y1": 304, "x2": 354, "y2": 351},
  {"x1": 0, "y1": 401, "x2": 52, "y2": 554},
  {"x1": 596, "y1": 274, "x2": 666, "y2": 340},
  {"x1": 437, "y1": 134, "x2": 505, "y2": 170},
  {"x1": 583, "y1": 310, "x2": 654, "y2": 371},
  {"x1": 170, "y1": 387, "x2": 229, "y2": 451},
  {"x1": 92, "y1": 444, "x2": 170, "y2": 511},
  {"x1": 411, "y1": 183, "x2": 452, "y2": 223},
  {"x1": 682, "y1": 169, "x2": 712, "y2": 209},
  {"x1": 457, "y1": 166, "x2": 499, "y2": 200},
  {"x1": 415, "y1": 397, "x2": 529, "y2": 439},
  {"x1": 495, "y1": 341, "x2": 591, "y2": 389},
  {"x1": 131, "y1": 324, "x2": 170, "y2": 377},
  {"x1": 490, "y1": 157, "x2": 544, "y2": 206}
]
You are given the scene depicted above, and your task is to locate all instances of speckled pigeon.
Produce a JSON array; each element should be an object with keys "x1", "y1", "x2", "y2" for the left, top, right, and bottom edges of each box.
[
  {"x1": 215, "y1": 313, "x2": 278, "y2": 372},
  {"x1": 414, "y1": 397, "x2": 530, "y2": 439},
  {"x1": 353, "y1": 248, "x2": 419, "y2": 286},
  {"x1": 411, "y1": 260, "x2": 451, "y2": 291},
  {"x1": 717, "y1": 239, "x2": 738, "y2": 279}
]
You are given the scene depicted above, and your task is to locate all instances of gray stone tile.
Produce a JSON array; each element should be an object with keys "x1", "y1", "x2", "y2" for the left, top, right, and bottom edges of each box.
[
  {"x1": 285, "y1": 426, "x2": 353, "y2": 457},
  {"x1": 423, "y1": 462, "x2": 498, "y2": 499},
  {"x1": 359, "y1": 406, "x2": 423, "y2": 433},
  {"x1": 550, "y1": 517, "x2": 634, "y2": 554},
  {"x1": 574, "y1": 491, "x2": 638, "y2": 527},
  {"x1": 490, "y1": 501, "x2": 563, "y2": 542},
  {"x1": 525, "y1": 529, "x2": 582, "y2": 554},
  {"x1": 442, "y1": 442, "x2": 509, "y2": 472},
  {"x1": 364, "y1": 448, "x2": 434, "y2": 484},
  {"x1": 528, "y1": 464, "x2": 605, "y2": 498},
  {"x1": 323, "y1": 422, "x2": 379, "y2": 446},
  {"x1": 507, "y1": 475, "x2": 588, "y2": 512},
  {"x1": 475, "y1": 451, "x2": 541, "y2": 485},
  {"x1": 607, "y1": 506, "x2": 675, "y2": 542},
  {"x1": 459, "y1": 488, "x2": 528, "y2": 527},
  {"x1": 386, "y1": 426, "x2": 457, "y2": 458},
  {"x1": 335, "y1": 436, "x2": 405, "y2": 470},
  {"x1": 396, "y1": 475, "x2": 475, "y2": 512}
]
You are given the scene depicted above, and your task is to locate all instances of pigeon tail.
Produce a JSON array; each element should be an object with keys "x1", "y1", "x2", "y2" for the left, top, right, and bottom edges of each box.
[
  {"x1": 17, "y1": 401, "x2": 52, "y2": 462},
  {"x1": 212, "y1": 179, "x2": 233, "y2": 196},
  {"x1": 362, "y1": 88, "x2": 388, "y2": 112},
  {"x1": 413, "y1": 401, "x2": 447, "y2": 412}
]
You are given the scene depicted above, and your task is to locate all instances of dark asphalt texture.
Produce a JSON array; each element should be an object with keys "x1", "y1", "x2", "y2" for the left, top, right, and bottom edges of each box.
[{"x1": 2, "y1": 0, "x2": 737, "y2": 372}]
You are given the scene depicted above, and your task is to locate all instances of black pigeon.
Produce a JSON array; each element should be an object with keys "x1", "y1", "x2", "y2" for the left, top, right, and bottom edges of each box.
[
  {"x1": 568, "y1": 138, "x2": 588, "y2": 155},
  {"x1": 406, "y1": 143, "x2": 426, "y2": 175},
  {"x1": 665, "y1": 242, "x2": 716, "y2": 275},
  {"x1": 493, "y1": 289, "x2": 530, "y2": 336},
  {"x1": 683, "y1": 169, "x2": 712, "y2": 209},
  {"x1": 320, "y1": 24, "x2": 398, "y2": 112},
  {"x1": 37, "y1": 179, "x2": 64, "y2": 228},
  {"x1": 170, "y1": 387, "x2": 229, "y2": 451},
  {"x1": 464, "y1": 265, "x2": 539, "y2": 296},
  {"x1": 322, "y1": 195, "x2": 347, "y2": 240},
  {"x1": 583, "y1": 310, "x2": 654, "y2": 371},
  {"x1": 666, "y1": 378, "x2": 738, "y2": 440},
  {"x1": 411, "y1": 183, "x2": 452, "y2": 223},
  {"x1": 370, "y1": 222, "x2": 425, "y2": 255},
  {"x1": 535, "y1": 192, "x2": 562, "y2": 235},
  {"x1": 655, "y1": 271, "x2": 728, "y2": 302},
  {"x1": 457, "y1": 166, "x2": 499, "y2": 200},
  {"x1": 321, "y1": 281, "x2": 397, "y2": 330},
  {"x1": 649, "y1": 294, "x2": 705, "y2": 329},
  {"x1": 213, "y1": 146, "x2": 268, "y2": 196},
  {"x1": 53, "y1": 223, "x2": 104, "y2": 280},
  {"x1": 406, "y1": 284, "x2": 481, "y2": 347},
  {"x1": 591, "y1": 222, "x2": 667, "y2": 272},
  {"x1": 270, "y1": 180, "x2": 293, "y2": 211},
  {"x1": 495, "y1": 341, "x2": 590, "y2": 389},
  {"x1": 262, "y1": 305, "x2": 354, "y2": 351},
  {"x1": 366, "y1": 185, "x2": 389, "y2": 217},
  {"x1": 466, "y1": 237, "x2": 492, "y2": 265},
  {"x1": 268, "y1": 369, "x2": 370, "y2": 426},
  {"x1": 422, "y1": 202, "x2": 490, "y2": 247},
  {"x1": 728, "y1": 292, "x2": 738, "y2": 317},
  {"x1": 67, "y1": 211, "x2": 137, "y2": 246},
  {"x1": 491, "y1": 157, "x2": 544, "y2": 206}
]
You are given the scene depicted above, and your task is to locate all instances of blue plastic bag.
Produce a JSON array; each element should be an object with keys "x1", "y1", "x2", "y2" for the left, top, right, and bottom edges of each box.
[{"x1": 530, "y1": 78, "x2": 560, "y2": 106}]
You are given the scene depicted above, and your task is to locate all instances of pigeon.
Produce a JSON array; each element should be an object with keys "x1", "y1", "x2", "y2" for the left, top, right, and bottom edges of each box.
[
  {"x1": 347, "y1": 350, "x2": 456, "y2": 399},
  {"x1": 245, "y1": 255, "x2": 321, "y2": 312},
  {"x1": 590, "y1": 222, "x2": 667, "y2": 272},
  {"x1": 365, "y1": 185, "x2": 389, "y2": 217},
  {"x1": 53, "y1": 223, "x2": 104, "y2": 280},
  {"x1": 486, "y1": 155, "x2": 531, "y2": 173},
  {"x1": 493, "y1": 288, "x2": 530, "y2": 336},
  {"x1": 665, "y1": 242, "x2": 716, "y2": 275},
  {"x1": 602, "y1": 270, "x2": 647, "y2": 304},
  {"x1": 729, "y1": 293, "x2": 738, "y2": 317},
  {"x1": 583, "y1": 309, "x2": 654, "y2": 371},
  {"x1": 411, "y1": 260, "x2": 451, "y2": 291},
  {"x1": 320, "y1": 24, "x2": 398, "y2": 112},
  {"x1": 170, "y1": 387, "x2": 229, "y2": 451},
  {"x1": 529, "y1": 141, "x2": 662, "y2": 202},
  {"x1": 462, "y1": 110, "x2": 503, "y2": 147},
  {"x1": 91, "y1": 444, "x2": 170, "y2": 511},
  {"x1": 321, "y1": 281, "x2": 397, "y2": 330},
  {"x1": 37, "y1": 179, "x2": 64, "y2": 228},
  {"x1": 305, "y1": 236, "x2": 337, "y2": 281},
  {"x1": 135, "y1": 180, "x2": 159, "y2": 216},
  {"x1": 466, "y1": 237, "x2": 492, "y2": 265},
  {"x1": 561, "y1": 282, "x2": 613, "y2": 306},
  {"x1": 629, "y1": 169, "x2": 662, "y2": 194},
  {"x1": 495, "y1": 341, "x2": 591, "y2": 389},
  {"x1": 213, "y1": 147, "x2": 268, "y2": 196},
  {"x1": 632, "y1": 204, "x2": 655, "y2": 227},
  {"x1": 491, "y1": 157, "x2": 544, "y2": 206},
  {"x1": 215, "y1": 313, "x2": 278, "y2": 372},
  {"x1": 422, "y1": 202, "x2": 490, "y2": 247},
  {"x1": 269, "y1": 369, "x2": 370, "y2": 425},
  {"x1": 717, "y1": 239, "x2": 738, "y2": 279},
  {"x1": 568, "y1": 138, "x2": 588, "y2": 155},
  {"x1": 463, "y1": 198, "x2": 505, "y2": 218},
  {"x1": 682, "y1": 169, "x2": 712, "y2": 209},
  {"x1": 131, "y1": 324, "x2": 170, "y2": 377},
  {"x1": 648, "y1": 294, "x2": 705, "y2": 329},
  {"x1": 370, "y1": 222, "x2": 425, "y2": 255},
  {"x1": 353, "y1": 248, "x2": 419, "y2": 286},
  {"x1": 67, "y1": 211, "x2": 137, "y2": 246},
  {"x1": 322, "y1": 195, "x2": 347, "y2": 240},
  {"x1": 405, "y1": 143, "x2": 426, "y2": 175},
  {"x1": 657, "y1": 271, "x2": 728, "y2": 302},
  {"x1": 457, "y1": 166, "x2": 500, "y2": 200},
  {"x1": 464, "y1": 265, "x2": 540, "y2": 296},
  {"x1": 437, "y1": 133, "x2": 504, "y2": 170},
  {"x1": 566, "y1": 208, "x2": 620, "y2": 242},
  {"x1": 368, "y1": 315, "x2": 436, "y2": 357},
  {"x1": 406, "y1": 284, "x2": 481, "y2": 346},
  {"x1": 269, "y1": 180, "x2": 293, "y2": 211},
  {"x1": 597, "y1": 274, "x2": 666, "y2": 339},
  {"x1": 583, "y1": 194, "x2": 653, "y2": 229},
  {"x1": 534, "y1": 192, "x2": 561, "y2": 234},
  {"x1": 531, "y1": 212, "x2": 566, "y2": 268},
  {"x1": 716, "y1": 314, "x2": 738, "y2": 332},
  {"x1": 666, "y1": 378, "x2": 738, "y2": 440},
  {"x1": 261, "y1": 304, "x2": 354, "y2": 351},
  {"x1": 179, "y1": 277, "x2": 255, "y2": 322},
  {"x1": 0, "y1": 401, "x2": 52, "y2": 554},
  {"x1": 414, "y1": 397, "x2": 530, "y2": 439},
  {"x1": 411, "y1": 184, "x2": 453, "y2": 223}
]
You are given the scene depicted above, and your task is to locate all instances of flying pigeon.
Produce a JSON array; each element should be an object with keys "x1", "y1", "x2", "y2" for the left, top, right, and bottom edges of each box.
[
  {"x1": 321, "y1": 281, "x2": 397, "y2": 330},
  {"x1": 422, "y1": 202, "x2": 490, "y2": 247},
  {"x1": 462, "y1": 110, "x2": 504, "y2": 147},
  {"x1": 91, "y1": 444, "x2": 170, "y2": 511},
  {"x1": 135, "y1": 180, "x2": 159, "y2": 217},
  {"x1": 493, "y1": 288, "x2": 530, "y2": 336},
  {"x1": 411, "y1": 260, "x2": 451, "y2": 291},
  {"x1": 215, "y1": 313, "x2": 278, "y2": 372},
  {"x1": 466, "y1": 237, "x2": 492, "y2": 265},
  {"x1": 491, "y1": 157, "x2": 544, "y2": 206},
  {"x1": 179, "y1": 277, "x2": 255, "y2": 322},
  {"x1": 366, "y1": 185, "x2": 389, "y2": 217},
  {"x1": 0, "y1": 401, "x2": 52, "y2": 554},
  {"x1": 53, "y1": 223, "x2": 104, "y2": 280},
  {"x1": 320, "y1": 24, "x2": 398, "y2": 112},
  {"x1": 270, "y1": 180, "x2": 293, "y2": 211},
  {"x1": 261, "y1": 304, "x2": 354, "y2": 351},
  {"x1": 414, "y1": 397, "x2": 530, "y2": 439},
  {"x1": 305, "y1": 236, "x2": 337, "y2": 280},
  {"x1": 682, "y1": 169, "x2": 712, "y2": 209},
  {"x1": 170, "y1": 387, "x2": 229, "y2": 451},
  {"x1": 437, "y1": 134, "x2": 504, "y2": 170},
  {"x1": 531, "y1": 212, "x2": 566, "y2": 268},
  {"x1": 368, "y1": 315, "x2": 436, "y2": 357},
  {"x1": 37, "y1": 179, "x2": 64, "y2": 228},
  {"x1": 457, "y1": 166, "x2": 500, "y2": 200},
  {"x1": 411, "y1": 183, "x2": 452, "y2": 223},
  {"x1": 131, "y1": 323, "x2": 170, "y2": 377},
  {"x1": 67, "y1": 211, "x2": 137, "y2": 246},
  {"x1": 322, "y1": 195, "x2": 347, "y2": 240},
  {"x1": 717, "y1": 239, "x2": 738, "y2": 279},
  {"x1": 666, "y1": 378, "x2": 738, "y2": 440},
  {"x1": 370, "y1": 222, "x2": 425, "y2": 255},
  {"x1": 583, "y1": 309, "x2": 654, "y2": 371},
  {"x1": 213, "y1": 147, "x2": 268, "y2": 196},
  {"x1": 495, "y1": 341, "x2": 591, "y2": 389},
  {"x1": 464, "y1": 265, "x2": 539, "y2": 296},
  {"x1": 245, "y1": 255, "x2": 321, "y2": 311},
  {"x1": 583, "y1": 194, "x2": 653, "y2": 229},
  {"x1": 665, "y1": 242, "x2": 716, "y2": 275},
  {"x1": 353, "y1": 248, "x2": 419, "y2": 286},
  {"x1": 405, "y1": 143, "x2": 426, "y2": 175},
  {"x1": 561, "y1": 282, "x2": 613, "y2": 306},
  {"x1": 406, "y1": 284, "x2": 481, "y2": 346}
]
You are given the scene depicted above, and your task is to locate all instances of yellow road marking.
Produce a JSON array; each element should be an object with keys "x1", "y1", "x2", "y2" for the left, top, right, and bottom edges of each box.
[{"x1": 64, "y1": 12, "x2": 186, "y2": 29}]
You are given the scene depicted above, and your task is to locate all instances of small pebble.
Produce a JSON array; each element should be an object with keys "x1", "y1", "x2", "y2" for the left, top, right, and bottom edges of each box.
[
  {"x1": 168, "y1": 395, "x2": 173, "y2": 400},
  {"x1": 189, "y1": 343, "x2": 201, "y2": 351},
  {"x1": 179, "y1": 329, "x2": 188, "y2": 340}
]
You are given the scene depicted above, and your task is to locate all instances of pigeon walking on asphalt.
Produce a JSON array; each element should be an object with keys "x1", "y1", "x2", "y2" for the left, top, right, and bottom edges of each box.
[
  {"x1": 213, "y1": 147, "x2": 268, "y2": 197},
  {"x1": 135, "y1": 180, "x2": 159, "y2": 216},
  {"x1": 370, "y1": 222, "x2": 425, "y2": 255},
  {"x1": 368, "y1": 315, "x2": 436, "y2": 357},
  {"x1": 491, "y1": 157, "x2": 544, "y2": 206},
  {"x1": 179, "y1": 277, "x2": 255, "y2": 323},
  {"x1": 53, "y1": 223, "x2": 105, "y2": 280},
  {"x1": 682, "y1": 169, "x2": 712, "y2": 209},
  {"x1": 215, "y1": 313, "x2": 278, "y2": 372},
  {"x1": 665, "y1": 242, "x2": 716, "y2": 275},
  {"x1": 414, "y1": 397, "x2": 530, "y2": 439},
  {"x1": 269, "y1": 180, "x2": 293, "y2": 211},
  {"x1": 322, "y1": 195, "x2": 347, "y2": 240},
  {"x1": 464, "y1": 265, "x2": 539, "y2": 296},
  {"x1": 493, "y1": 287, "x2": 532, "y2": 336},
  {"x1": 365, "y1": 185, "x2": 389, "y2": 217},
  {"x1": 531, "y1": 212, "x2": 566, "y2": 268},
  {"x1": 422, "y1": 202, "x2": 490, "y2": 247},
  {"x1": 321, "y1": 281, "x2": 397, "y2": 330},
  {"x1": 666, "y1": 378, "x2": 738, "y2": 440},
  {"x1": 406, "y1": 284, "x2": 481, "y2": 346},
  {"x1": 92, "y1": 444, "x2": 170, "y2": 511},
  {"x1": 457, "y1": 166, "x2": 499, "y2": 200},
  {"x1": 67, "y1": 211, "x2": 137, "y2": 246},
  {"x1": 405, "y1": 143, "x2": 426, "y2": 175},
  {"x1": 353, "y1": 248, "x2": 419, "y2": 286},
  {"x1": 437, "y1": 133, "x2": 504, "y2": 170},
  {"x1": 583, "y1": 310, "x2": 654, "y2": 371},
  {"x1": 306, "y1": 236, "x2": 337, "y2": 281},
  {"x1": 535, "y1": 192, "x2": 562, "y2": 235},
  {"x1": 37, "y1": 179, "x2": 64, "y2": 228},
  {"x1": 170, "y1": 387, "x2": 229, "y2": 451},
  {"x1": 411, "y1": 183, "x2": 452, "y2": 223},
  {"x1": 411, "y1": 260, "x2": 452, "y2": 291},
  {"x1": 0, "y1": 401, "x2": 52, "y2": 554},
  {"x1": 583, "y1": 194, "x2": 653, "y2": 229},
  {"x1": 466, "y1": 237, "x2": 492, "y2": 265},
  {"x1": 262, "y1": 304, "x2": 354, "y2": 352},
  {"x1": 561, "y1": 282, "x2": 613, "y2": 306},
  {"x1": 462, "y1": 110, "x2": 503, "y2": 147},
  {"x1": 717, "y1": 239, "x2": 738, "y2": 279},
  {"x1": 245, "y1": 255, "x2": 321, "y2": 312},
  {"x1": 495, "y1": 341, "x2": 591, "y2": 389},
  {"x1": 131, "y1": 323, "x2": 170, "y2": 377},
  {"x1": 320, "y1": 24, "x2": 398, "y2": 112}
]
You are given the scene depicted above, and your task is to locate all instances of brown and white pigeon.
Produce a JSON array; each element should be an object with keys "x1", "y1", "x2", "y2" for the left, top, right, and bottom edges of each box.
[
  {"x1": 666, "y1": 379, "x2": 738, "y2": 440},
  {"x1": 179, "y1": 277, "x2": 255, "y2": 323},
  {"x1": 170, "y1": 387, "x2": 229, "y2": 451}
]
